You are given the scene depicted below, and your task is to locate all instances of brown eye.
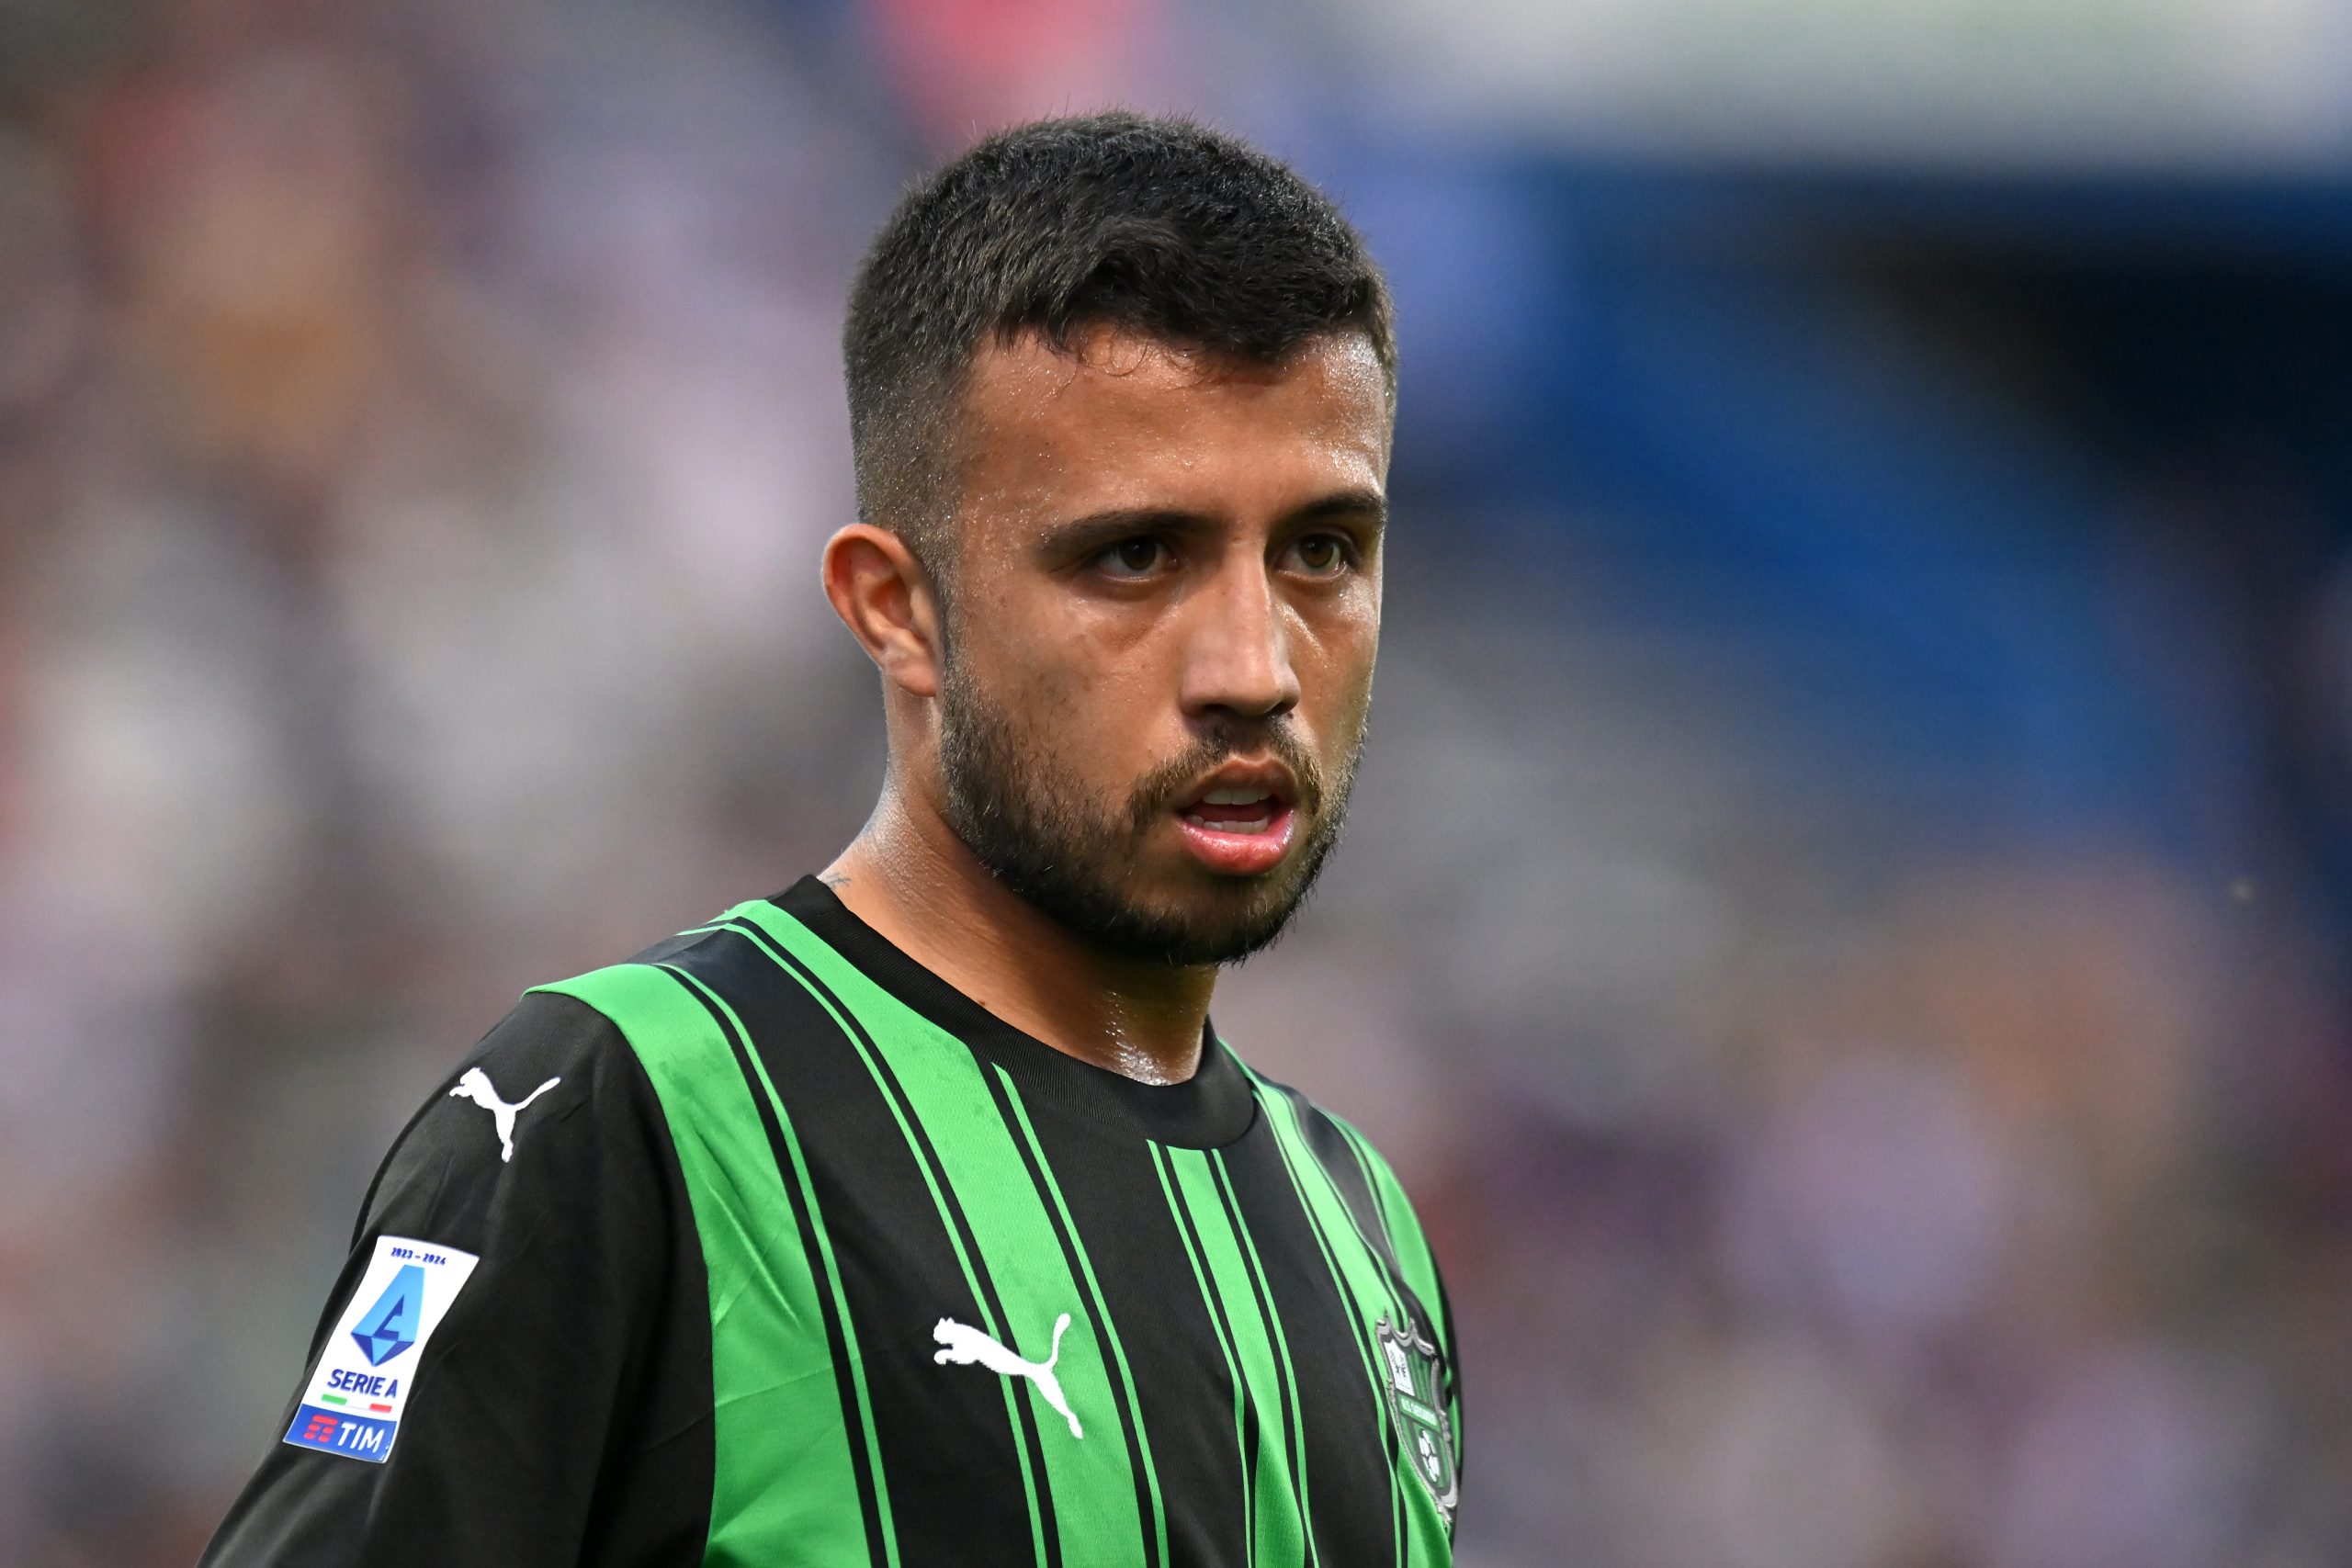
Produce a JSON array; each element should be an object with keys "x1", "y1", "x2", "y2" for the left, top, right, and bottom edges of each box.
[
  {"x1": 1100, "y1": 537, "x2": 1167, "y2": 578},
  {"x1": 1290, "y1": 534, "x2": 1348, "y2": 574}
]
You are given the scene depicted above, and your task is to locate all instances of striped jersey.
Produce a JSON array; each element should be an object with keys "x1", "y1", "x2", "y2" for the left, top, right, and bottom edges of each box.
[{"x1": 201, "y1": 876, "x2": 1463, "y2": 1566}]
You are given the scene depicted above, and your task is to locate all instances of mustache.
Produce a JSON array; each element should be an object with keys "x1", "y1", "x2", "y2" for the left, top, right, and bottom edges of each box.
[{"x1": 1125, "y1": 719, "x2": 1326, "y2": 833}]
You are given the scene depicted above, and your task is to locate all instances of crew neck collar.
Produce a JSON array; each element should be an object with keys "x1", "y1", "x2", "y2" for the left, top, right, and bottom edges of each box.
[{"x1": 770, "y1": 874, "x2": 1258, "y2": 1150}]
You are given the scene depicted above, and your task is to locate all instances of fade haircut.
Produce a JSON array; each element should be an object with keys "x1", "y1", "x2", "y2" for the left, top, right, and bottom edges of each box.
[{"x1": 842, "y1": 111, "x2": 1396, "y2": 592}]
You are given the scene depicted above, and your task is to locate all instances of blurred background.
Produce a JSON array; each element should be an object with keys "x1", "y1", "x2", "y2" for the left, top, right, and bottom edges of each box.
[{"x1": 6, "y1": 0, "x2": 2352, "y2": 1562}]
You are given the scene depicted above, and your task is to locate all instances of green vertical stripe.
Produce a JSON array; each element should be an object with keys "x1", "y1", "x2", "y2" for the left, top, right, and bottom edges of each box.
[
  {"x1": 1166, "y1": 1147, "x2": 1311, "y2": 1568},
  {"x1": 1254, "y1": 1079, "x2": 1454, "y2": 1564},
  {"x1": 1327, "y1": 1121, "x2": 1408, "y2": 1298},
  {"x1": 1150, "y1": 1145, "x2": 1255, "y2": 1568},
  {"x1": 1249, "y1": 1085, "x2": 1413, "y2": 1566},
  {"x1": 1310, "y1": 1119, "x2": 1419, "y2": 1561},
  {"x1": 529, "y1": 961, "x2": 888, "y2": 1567},
  {"x1": 657, "y1": 963, "x2": 901, "y2": 1568},
  {"x1": 707, "y1": 913, "x2": 1053, "y2": 1566},
  {"x1": 993, "y1": 1066, "x2": 1170, "y2": 1566},
  {"x1": 1210, "y1": 1146, "x2": 1322, "y2": 1568},
  {"x1": 1330, "y1": 1117, "x2": 1463, "y2": 1459},
  {"x1": 729, "y1": 902, "x2": 1145, "y2": 1568},
  {"x1": 1331, "y1": 1118, "x2": 1449, "y2": 1357}
]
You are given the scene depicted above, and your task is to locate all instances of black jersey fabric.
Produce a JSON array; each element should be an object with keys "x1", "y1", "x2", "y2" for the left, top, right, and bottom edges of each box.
[{"x1": 200, "y1": 877, "x2": 1462, "y2": 1566}]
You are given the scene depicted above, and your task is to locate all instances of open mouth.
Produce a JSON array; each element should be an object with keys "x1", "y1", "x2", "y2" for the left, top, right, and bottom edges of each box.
[
  {"x1": 1172, "y1": 771, "x2": 1299, "y2": 875},
  {"x1": 1182, "y1": 786, "x2": 1283, "y2": 835}
]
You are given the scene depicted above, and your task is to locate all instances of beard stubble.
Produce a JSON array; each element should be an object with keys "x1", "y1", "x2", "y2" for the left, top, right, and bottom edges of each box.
[{"x1": 934, "y1": 652, "x2": 1363, "y2": 967}]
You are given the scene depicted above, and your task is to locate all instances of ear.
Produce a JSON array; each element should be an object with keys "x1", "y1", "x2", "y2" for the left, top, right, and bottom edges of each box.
[{"x1": 821, "y1": 523, "x2": 944, "y2": 700}]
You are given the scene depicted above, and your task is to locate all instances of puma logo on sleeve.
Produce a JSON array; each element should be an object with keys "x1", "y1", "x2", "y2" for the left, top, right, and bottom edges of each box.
[{"x1": 447, "y1": 1067, "x2": 562, "y2": 1163}]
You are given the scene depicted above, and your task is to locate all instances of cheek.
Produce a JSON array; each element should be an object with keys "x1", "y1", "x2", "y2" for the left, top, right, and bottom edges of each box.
[
  {"x1": 983, "y1": 630, "x2": 1169, "y2": 792},
  {"x1": 1297, "y1": 595, "x2": 1381, "y2": 723}
]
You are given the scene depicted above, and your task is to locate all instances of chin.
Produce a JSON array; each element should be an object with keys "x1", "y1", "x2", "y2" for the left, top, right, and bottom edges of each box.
[{"x1": 1113, "y1": 874, "x2": 1315, "y2": 966}]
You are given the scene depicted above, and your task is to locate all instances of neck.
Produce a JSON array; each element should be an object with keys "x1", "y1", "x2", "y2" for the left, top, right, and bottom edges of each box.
[{"x1": 820, "y1": 787, "x2": 1217, "y2": 1085}]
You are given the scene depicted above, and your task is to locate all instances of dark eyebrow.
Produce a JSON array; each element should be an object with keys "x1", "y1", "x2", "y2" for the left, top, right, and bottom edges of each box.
[
  {"x1": 1039, "y1": 488, "x2": 1388, "y2": 558},
  {"x1": 1284, "y1": 487, "x2": 1387, "y2": 532},
  {"x1": 1039, "y1": 507, "x2": 1213, "y2": 558}
]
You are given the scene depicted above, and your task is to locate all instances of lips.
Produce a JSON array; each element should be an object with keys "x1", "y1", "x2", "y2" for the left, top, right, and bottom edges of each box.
[
  {"x1": 1184, "y1": 785, "x2": 1282, "y2": 833},
  {"x1": 1172, "y1": 764, "x2": 1299, "y2": 875}
]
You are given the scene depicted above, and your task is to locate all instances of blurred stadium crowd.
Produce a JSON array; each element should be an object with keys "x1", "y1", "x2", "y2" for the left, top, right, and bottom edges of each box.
[{"x1": 6, "y1": 0, "x2": 2352, "y2": 1563}]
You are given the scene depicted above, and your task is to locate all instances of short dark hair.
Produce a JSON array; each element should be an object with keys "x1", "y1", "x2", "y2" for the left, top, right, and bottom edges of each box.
[{"x1": 842, "y1": 111, "x2": 1395, "y2": 582}]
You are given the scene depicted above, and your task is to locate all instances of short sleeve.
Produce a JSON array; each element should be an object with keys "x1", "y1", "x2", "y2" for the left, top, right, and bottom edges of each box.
[{"x1": 198, "y1": 990, "x2": 714, "y2": 1566}]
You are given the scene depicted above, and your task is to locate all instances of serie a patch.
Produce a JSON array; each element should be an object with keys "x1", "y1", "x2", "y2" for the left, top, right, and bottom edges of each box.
[{"x1": 282, "y1": 1235, "x2": 480, "y2": 1463}]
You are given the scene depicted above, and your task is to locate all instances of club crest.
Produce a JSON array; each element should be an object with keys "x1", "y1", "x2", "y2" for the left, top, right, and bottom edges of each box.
[{"x1": 1375, "y1": 1314, "x2": 1457, "y2": 1520}]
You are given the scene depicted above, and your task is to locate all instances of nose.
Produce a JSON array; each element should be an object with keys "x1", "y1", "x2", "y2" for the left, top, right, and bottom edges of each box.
[{"x1": 1180, "y1": 554, "x2": 1301, "y2": 722}]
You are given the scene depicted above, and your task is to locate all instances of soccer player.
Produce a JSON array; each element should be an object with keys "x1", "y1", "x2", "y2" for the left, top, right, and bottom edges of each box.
[{"x1": 202, "y1": 111, "x2": 1460, "y2": 1566}]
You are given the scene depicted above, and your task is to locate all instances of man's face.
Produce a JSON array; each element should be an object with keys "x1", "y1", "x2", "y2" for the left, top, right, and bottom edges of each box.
[{"x1": 929, "y1": 325, "x2": 1389, "y2": 966}]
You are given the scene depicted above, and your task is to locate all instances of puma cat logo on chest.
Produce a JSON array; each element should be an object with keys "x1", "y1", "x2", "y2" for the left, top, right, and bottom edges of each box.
[{"x1": 933, "y1": 1313, "x2": 1084, "y2": 1439}]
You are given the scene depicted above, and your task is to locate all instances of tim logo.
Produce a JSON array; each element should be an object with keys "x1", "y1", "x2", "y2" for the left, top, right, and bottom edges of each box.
[{"x1": 284, "y1": 1404, "x2": 397, "y2": 1463}]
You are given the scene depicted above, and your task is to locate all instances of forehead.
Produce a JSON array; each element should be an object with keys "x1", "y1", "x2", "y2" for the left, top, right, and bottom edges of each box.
[{"x1": 950, "y1": 327, "x2": 1392, "y2": 532}]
